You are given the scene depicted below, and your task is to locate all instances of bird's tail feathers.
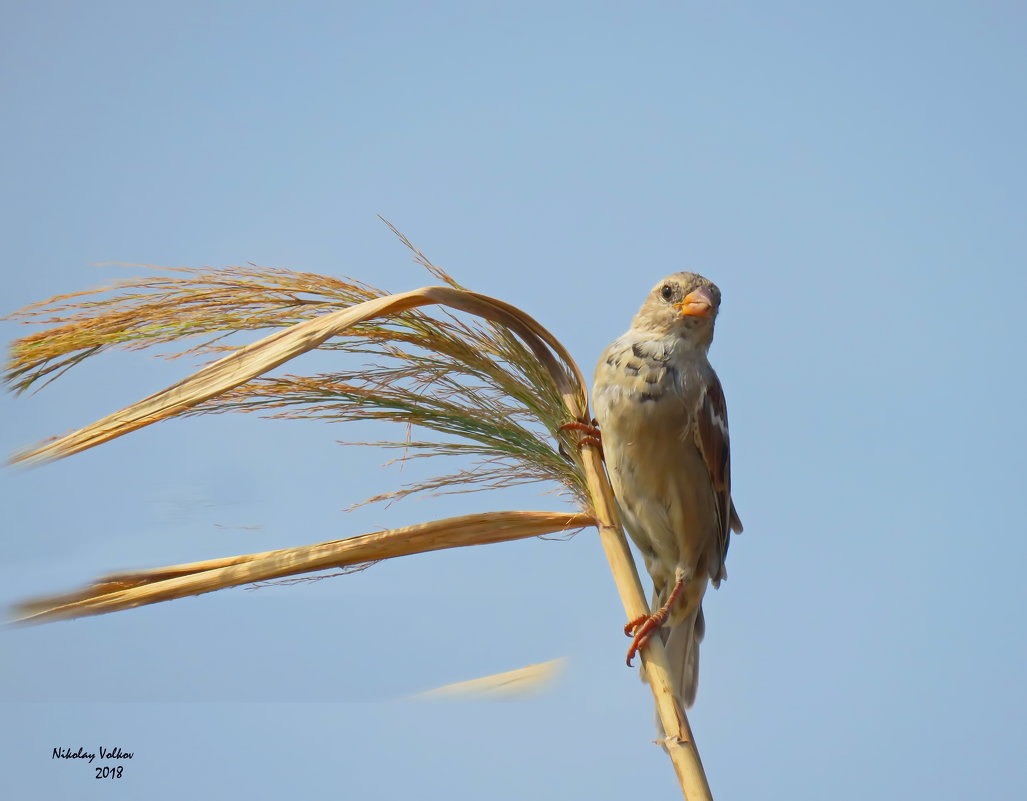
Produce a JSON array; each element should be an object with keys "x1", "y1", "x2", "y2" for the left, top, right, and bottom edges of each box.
[{"x1": 664, "y1": 604, "x2": 704, "y2": 709}]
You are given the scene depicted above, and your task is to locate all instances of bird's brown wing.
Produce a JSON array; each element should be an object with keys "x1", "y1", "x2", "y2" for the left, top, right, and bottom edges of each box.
[{"x1": 693, "y1": 369, "x2": 739, "y2": 581}]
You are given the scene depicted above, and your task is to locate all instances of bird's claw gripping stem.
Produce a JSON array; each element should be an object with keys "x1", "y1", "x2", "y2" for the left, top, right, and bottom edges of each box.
[
  {"x1": 623, "y1": 571, "x2": 687, "y2": 666},
  {"x1": 558, "y1": 419, "x2": 603, "y2": 454}
]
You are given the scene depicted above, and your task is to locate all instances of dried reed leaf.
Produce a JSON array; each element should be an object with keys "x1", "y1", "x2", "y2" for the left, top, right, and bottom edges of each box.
[
  {"x1": 13, "y1": 510, "x2": 593, "y2": 624},
  {"x1": 10, "y1": 285, "x2": 586, "y2": 465}
]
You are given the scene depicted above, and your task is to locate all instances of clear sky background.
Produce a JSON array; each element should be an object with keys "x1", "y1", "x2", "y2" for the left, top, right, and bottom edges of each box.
[{"x1": 2, "y1": 2, "x2": 1025, "y2": 799}]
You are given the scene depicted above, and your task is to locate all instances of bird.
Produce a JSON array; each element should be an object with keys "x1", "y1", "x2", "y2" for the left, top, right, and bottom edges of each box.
[{"x1": 590, "y1": 272, "x2": 743, "y2": 709}]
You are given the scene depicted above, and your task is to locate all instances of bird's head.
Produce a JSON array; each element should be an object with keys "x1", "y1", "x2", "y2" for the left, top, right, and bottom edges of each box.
[{"x1": 631, "y1": 272, "x2": 722, "y2": 349}]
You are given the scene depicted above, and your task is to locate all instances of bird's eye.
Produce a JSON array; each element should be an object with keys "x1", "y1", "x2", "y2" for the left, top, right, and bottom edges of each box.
[{"x1": 660, "y1": 285, "x2": 674, "y2": 301}]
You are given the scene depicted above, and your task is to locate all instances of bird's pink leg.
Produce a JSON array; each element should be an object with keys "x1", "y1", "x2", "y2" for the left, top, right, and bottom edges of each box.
[
  {"x1": 559, "y1": 420, "x2": 600, "y2": 437},
  {"x1": 623, "y1": 572, "x2": 687, "y2": 667},
  {"x1": 558, "y1": 420, "x2": 603, "y2": 454}
]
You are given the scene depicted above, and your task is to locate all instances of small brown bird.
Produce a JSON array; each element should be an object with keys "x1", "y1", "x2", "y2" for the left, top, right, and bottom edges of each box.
[{"x1": 591, "y1": 272, "x2": 742, "y2": 708}]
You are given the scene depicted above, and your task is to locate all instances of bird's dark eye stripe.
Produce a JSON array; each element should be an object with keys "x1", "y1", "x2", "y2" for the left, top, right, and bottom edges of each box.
[{"x1": 660, "y1": 285, "x2": 673, "y2": 300}]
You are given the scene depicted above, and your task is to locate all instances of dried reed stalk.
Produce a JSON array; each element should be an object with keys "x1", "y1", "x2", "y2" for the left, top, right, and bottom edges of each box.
[
  {"x1": 578, "y1": 442, "x2": 713, "y2": 799},
  {"x1": 5, "y1": 255, "x2": 714, "y2": 799},
  {"x1": 13, "y1": 510, "x2": 593, "y2": 624}
]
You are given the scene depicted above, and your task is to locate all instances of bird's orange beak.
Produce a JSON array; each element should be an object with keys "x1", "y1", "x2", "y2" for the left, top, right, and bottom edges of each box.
[{"x1": 675, "y1": 288, "x2": 714, "y2": 317}]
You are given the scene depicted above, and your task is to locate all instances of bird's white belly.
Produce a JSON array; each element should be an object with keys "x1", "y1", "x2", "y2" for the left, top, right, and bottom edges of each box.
[{"x1": 595, "y1": 388, "x2": 720, "y2": 595}]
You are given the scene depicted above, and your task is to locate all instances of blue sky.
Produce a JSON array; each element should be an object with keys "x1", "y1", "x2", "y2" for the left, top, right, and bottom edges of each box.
[{"x1": 2, "y1": 2, "x2": 1025, "y2": 799}]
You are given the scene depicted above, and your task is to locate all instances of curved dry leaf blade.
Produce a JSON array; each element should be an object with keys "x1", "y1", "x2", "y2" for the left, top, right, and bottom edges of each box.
[
  {"x1": 12, "y1": 510, "x2": 594, "y2": 625},
  {"x1": 12, "y1": 286, "x2": 587, "y2": 465}
]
